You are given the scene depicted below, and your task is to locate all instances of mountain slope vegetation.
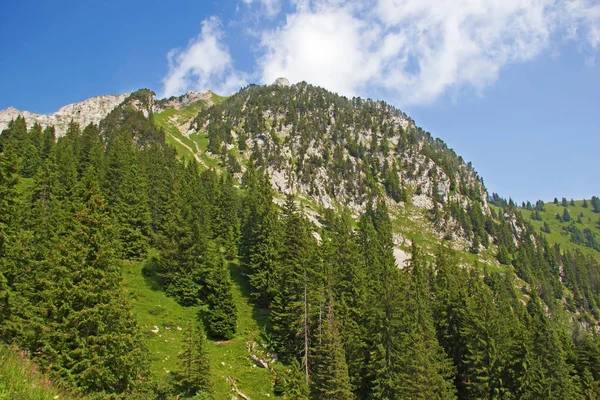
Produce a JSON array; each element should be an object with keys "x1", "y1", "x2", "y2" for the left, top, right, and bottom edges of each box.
[{"x1": 1, "y1": 84, "x2": 600, "y2": 399}]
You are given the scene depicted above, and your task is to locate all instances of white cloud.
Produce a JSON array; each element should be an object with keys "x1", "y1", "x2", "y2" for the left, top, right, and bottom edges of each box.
[
  {"x1": 164, "y1": 1, "x2": 600, "y2": 105},
  {"x1": 161, "y1": 17, "x2": 247, "y2": 98},
  {"x1": 259, "y1": 7, "x2": 379, "y2": 95},
  {"x1": 257, "y1": 0, "x2": 600, "y2": 105},
  {"x1": 241, "y1": 0, "x2": 282, "y2": 17}
]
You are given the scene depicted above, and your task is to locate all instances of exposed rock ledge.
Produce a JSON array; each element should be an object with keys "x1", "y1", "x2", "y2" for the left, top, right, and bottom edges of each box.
[
  {"x1": 154, "y1": 89, "x2": 214, "y2": 113},
  {"x1": 0, "y1": 93, "x2": 129, "y2": 136}
]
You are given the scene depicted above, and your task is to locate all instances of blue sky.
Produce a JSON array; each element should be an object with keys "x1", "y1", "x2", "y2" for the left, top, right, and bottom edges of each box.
[{"x1": 1, "y1": 0, "x2": 599, "y2": 203}]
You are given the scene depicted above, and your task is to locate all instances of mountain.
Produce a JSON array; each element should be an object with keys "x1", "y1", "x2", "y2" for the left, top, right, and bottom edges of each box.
[
  {"x1": 0, "y1": 93, "x2": 129, "y2": 136},
  {"x1": 1, "y1": 83, "x2": 600, "y2": 399}
]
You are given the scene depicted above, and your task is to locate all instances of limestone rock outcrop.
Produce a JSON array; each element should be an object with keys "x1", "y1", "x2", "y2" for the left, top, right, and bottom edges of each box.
[{"x1": 0, "y1": 93, "x2": 129, "y2": 136}]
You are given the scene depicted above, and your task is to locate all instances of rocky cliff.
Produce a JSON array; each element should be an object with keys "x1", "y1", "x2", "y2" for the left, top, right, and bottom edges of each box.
[{"x1": 0, "y1": 93, "x2": 129, "y2": 136}]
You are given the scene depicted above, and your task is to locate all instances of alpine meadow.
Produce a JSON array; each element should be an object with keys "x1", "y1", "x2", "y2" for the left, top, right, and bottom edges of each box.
[{"x1": 1, "y1": 78, "x2": 600, "y2": 400}]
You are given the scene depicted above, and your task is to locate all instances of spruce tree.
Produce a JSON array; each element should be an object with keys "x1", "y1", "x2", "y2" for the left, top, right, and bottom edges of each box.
[
  {"x1": 174, "y1": 322, "x2": 212, "y2": 397},
  {"x1": 155, "y1": 177, "x2": 202, "y2": 306},
  {"x1": 104, "y1": 131, "x2": 151, "y2": 260},
  {"x1": 0, "y1": 145, "x2": 19, "y2": 258},
  {"x1": 270, "y1": 195, "x2": 318, "y2": 387},
  {"x1": 398, "y1": 244, "x2": 456, "y2": 400},
  {"x1": 204, "y1": 241, "x2": 237, "y2": 340},
  {"x1": 41, "y1": 126, "x2": 56, "y2": 160},
  {"x1": 364, "y1": 202, "x2": 405, "y2": 399},
  {"x1": 40, "y1": 166, "x2": 148, "y2": 394},
  {"x1": 591, "y1": 196, "x2": 600, "y2": 213},
  {"x1": 460, "y1": 270, "x2": 509, "y2": 399},
  {"x1": 323, "y1": 210, "x2": 369, "y2": 395},
  {"x1": 214, "y1": 173, "x2": 240, "y2": 260},
  {"x1": 312, "y1": 291, "x2": 354, "y2": 400},
  {"x1": 563, "y1": 208, "x2": 571, "y2": 222},
  {"x1": 521, "y1": 291, "x2": 580, "y2": 399},
  {"x1": 241, "y1": 168, "x2": 280, "y2": 307}
]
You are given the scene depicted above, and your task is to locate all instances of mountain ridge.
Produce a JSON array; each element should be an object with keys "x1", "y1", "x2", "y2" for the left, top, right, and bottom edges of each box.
[{"x1": 0, "y1": 88, "x2": 220, "y2": 137}]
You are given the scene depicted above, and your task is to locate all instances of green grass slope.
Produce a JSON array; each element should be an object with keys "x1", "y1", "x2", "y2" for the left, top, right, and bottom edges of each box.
[
  {"x1": 0, "y1": 345, "x2": 76, "y2": 400},
  {"x1": 154, "y1": 94, "x2": 227, "y2": 169},
  {"x1": 122, "y1": 253, "x2": 277, "y2": 399},
  {"x1": 519, "y1": 199, "x2": 600, "y2": 260}
]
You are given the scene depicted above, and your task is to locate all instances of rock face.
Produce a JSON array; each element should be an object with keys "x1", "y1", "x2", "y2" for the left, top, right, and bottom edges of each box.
[
  {"x1": 154, "y1": 89, "x2": 214, "y2": 113},
  {"x1": 0, "y1": 93, "x2": 129, "y2": 136},
  {"x1": 272, "y1": 77, "x2": 290, "y2": 87}
]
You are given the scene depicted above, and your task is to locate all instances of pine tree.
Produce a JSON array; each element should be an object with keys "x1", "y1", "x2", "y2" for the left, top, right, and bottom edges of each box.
[
  {"x1": 0, "y1": 269, "x2": 9, "y2": 329},
  {"x1": 19, "y1": 126, "x2": 41, "y2": 177},
  {"x1": 322, "y1": 210, "x2": 369, "y2": 395},
  {"x1": 364, "y1": 201, "x2": 409, "y2": 399},
  {"x1": 39, "y1": 166, "x2": 148, "y2": 394},
  {"x1": 432, "y1": 246, "x2": 470, "y2": 395},
  {"x1": 143, "y1": 143, "x2": 177, "y2": 234},
  {"x1": 521, "y1": 291, "x2": 580, "y2": 399},
  {"x1": 312, "y1": 286, "x2": 354, "y2": 399},
  {"x1": 397, "y1": 244, "x2": 456, "y2": 399},
  {"x1": 41, "y1": 126, "x2": 56, "y2": 160},
  {"x1": 563, "y1": 208, "x2": 571, "y2": 222},
  {"x1": 270, "y1": 196, "x2": 313, "y2": 359},
  {"x1": 214, "y1": 173, "x2": 240, "y2": 260},
  {"x1": 460, "y1": 269, "x2": 513, "y2": 399},
  {"x1": 204, "y1": 241, "x2": 237, "y2": 340},
  {"x1": 174, "y1": 322, "x2": 212, "y2": 397},
  {"x1": 0, "y1": 145, "x2": 19, "y2": 258},
  {"x1": 104, "y1": 131, "x2": 151, "y2": 260},
  {"x1": 591, "y1": 196, "x2": 600, "y2": 214},
  {"x1": 155, "y1": 177, "x2": 202, "y2": 306},
  {"x1": 241, "y1": 168, "x2": 280, "y2": 307}
]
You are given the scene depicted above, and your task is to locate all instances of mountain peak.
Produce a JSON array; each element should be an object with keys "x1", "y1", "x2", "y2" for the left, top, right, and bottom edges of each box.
[{"x1": 272, "y1": 77, "x2": 290, "y2": 87}]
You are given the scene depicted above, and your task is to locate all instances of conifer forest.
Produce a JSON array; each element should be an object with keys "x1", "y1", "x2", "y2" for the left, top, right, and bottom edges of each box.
[{"x1": 1, "y1": 84, "x2": 600, "y2": 399}]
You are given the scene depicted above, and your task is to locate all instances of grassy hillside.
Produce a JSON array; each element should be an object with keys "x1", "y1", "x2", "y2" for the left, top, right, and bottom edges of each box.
[
  {"x1": 154, "y1": 94, "x2": 227, "y2": 169},
  {"x1": 0, "y1": 345, "x2": 76, "y2": 400},
  {"x1": 519, "y1": 199, "x2": 600, "y2": 260},
  {"x1": 122, "y1": 253, "x2": 277, "y2": 399}
]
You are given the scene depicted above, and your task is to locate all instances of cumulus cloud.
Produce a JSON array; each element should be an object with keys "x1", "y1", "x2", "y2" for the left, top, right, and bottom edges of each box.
[
  {"x1": 258, "y1": 0, "x2": 600, "y2": 105},
  {"x1": 161, "y1": 17, "x2": 247, "y2": 98},
  {"x1": 163, "y1": 0, "x2": 600, "y2": 105},
  {"x1": 259, "y1": 7, "x2": 380, "y2": 96}
]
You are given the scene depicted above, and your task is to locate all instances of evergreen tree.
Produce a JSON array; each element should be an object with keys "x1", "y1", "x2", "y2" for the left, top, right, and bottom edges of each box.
[
  {"x1": 0, "y1": 145, "x2": 19, "y2": 258},
  {"x1": 174, "y1": 322, "x2": 212, "y2": 397},
  {"x1": 521, "y1": 291, "x2": 580, "y2": 399},
  {"x1": 40, "y1": 166, "x2": 148, "y2": 394},
  {"x1": 542, "y1": 221, "x2": 551, "y2": 233},
  {"x1": 397, "y1": 244, "x2": 456, "y2": 400},
  {"x1": 363, "y1": 202, "x2": 416, "y2": 399},
  {"x1": 591, "y1": 196, "x2": 600, "y2": 213},
  {"x1": 460, "y1": 270, "x2": 512, "y2": 399},
  {"x1": 563, "y1": 208, "x2": 571, "y2": 222},
  {"x1": 214, "y1": 173, "x2": 240, "y2": 260},
  {"x1": 270, "y1": 195, "x2": 316, "y2": 375},
  {"x1": 204, "y1": 241, "x2": 237, "y2": 340},
  {"x1": 155, "y1": 177, "x2": 203, "y2": 306},
  {"x1": 241, "y1": 167, "x2": 280, "y2": 307},
  {"x1": 104, "y1": 131, "x2": 151, "y2": 259},
  {"x1": 41, "y1": 126, "x2": 56, "y2": 160},
  {"x1": 312, "y1": 290, "x2": 354, "y2": 400},
  {"x1": 322, "y1": 210, "x2": 369, "y2": 396}
]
